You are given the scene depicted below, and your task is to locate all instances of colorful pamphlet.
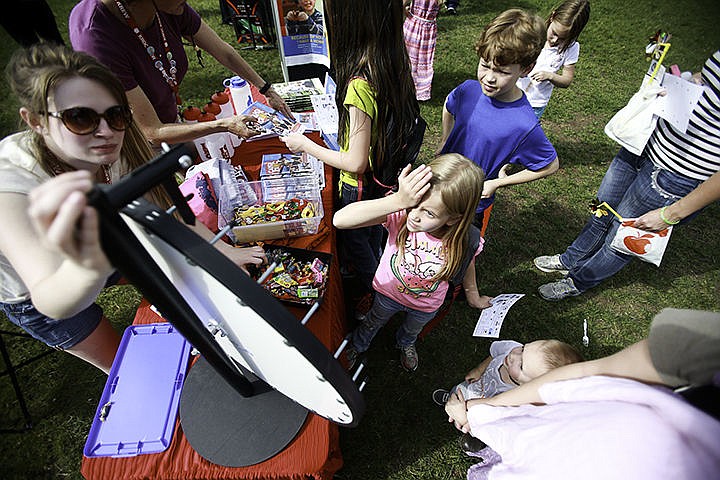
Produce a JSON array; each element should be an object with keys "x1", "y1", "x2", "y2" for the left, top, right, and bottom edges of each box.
[{"x1": 242, "y1": 102, "x2": 305, "y2": 142}]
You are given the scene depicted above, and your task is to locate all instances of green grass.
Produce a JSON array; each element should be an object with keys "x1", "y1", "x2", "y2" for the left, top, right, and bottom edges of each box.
[{"x1": 1, "y1": 0, "x2": 719, "y2": 478}]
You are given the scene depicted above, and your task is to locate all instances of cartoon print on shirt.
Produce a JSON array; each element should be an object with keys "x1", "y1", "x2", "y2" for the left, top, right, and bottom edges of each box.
[{"x1": 389, "y1": 236, "x2": 444, "y2": 298}]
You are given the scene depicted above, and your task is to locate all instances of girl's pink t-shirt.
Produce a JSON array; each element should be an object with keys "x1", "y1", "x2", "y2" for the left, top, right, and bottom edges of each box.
[{"x1": 372, "y1": 211, "x2": 483, "y2": 312}]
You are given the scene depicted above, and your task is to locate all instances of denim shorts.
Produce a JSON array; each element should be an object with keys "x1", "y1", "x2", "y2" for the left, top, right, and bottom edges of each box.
[
  {"x1": 532, "y1": 105, "x2": 547, "y2": 119},
  {"x1": 1, "y1": 299, "x2": 103, "y2": 350}
]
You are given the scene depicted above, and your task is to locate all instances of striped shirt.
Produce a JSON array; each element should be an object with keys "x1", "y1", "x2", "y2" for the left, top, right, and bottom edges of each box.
[{"x1": 646, "y1": 50, "x2": 720, "y2": 181}]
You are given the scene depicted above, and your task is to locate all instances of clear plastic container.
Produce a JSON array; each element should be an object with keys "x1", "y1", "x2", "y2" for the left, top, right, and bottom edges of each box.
[{"x1": 218, "y1": 176, "x2": 323, "y2": 244}]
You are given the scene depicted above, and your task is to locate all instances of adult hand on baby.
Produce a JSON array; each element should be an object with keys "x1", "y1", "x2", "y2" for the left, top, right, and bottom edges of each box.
[
  {"x1": 396, "y1": 163, "x2": 433, "y2": 209},
  {"x1": 445, "y1": 389, "x2": 470, "y2": 433},
  {"x1": 465, "y1": 366, "x2": 483, "y2": 383},
  {"x1": 28, "y1": 170, "x2": 113, "y2": 275}
]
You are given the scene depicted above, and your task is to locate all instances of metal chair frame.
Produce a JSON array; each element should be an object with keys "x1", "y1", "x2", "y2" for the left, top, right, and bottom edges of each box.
[{"x1": 0, "y1": 329, "x2": 55, "y2": 433}]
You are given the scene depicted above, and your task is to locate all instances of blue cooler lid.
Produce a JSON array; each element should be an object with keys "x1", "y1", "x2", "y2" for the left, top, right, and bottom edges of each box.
[{"x1": 83, "y1": 322, "x2": 191, "y2": 457}]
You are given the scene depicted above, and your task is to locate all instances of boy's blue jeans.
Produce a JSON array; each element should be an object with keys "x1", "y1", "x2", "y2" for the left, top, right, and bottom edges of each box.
[
  {"x1": 559, "y1": 148, "x2": 701, "y2": 292},
  {"x1": 351, "y1": 292, "x2": 438, "y2": 352}
]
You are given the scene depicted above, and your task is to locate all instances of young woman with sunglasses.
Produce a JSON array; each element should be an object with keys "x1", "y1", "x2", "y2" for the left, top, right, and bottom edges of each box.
[{"x1": 0, "y1": 44, "x2": 264, "y2": 373}]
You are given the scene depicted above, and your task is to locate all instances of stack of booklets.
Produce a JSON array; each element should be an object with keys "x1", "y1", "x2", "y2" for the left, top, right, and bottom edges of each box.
[
  {"x1": 272, "y1": 78, "x2": 324, "y2": 112},
  {"x1": 242, "y1": 102, "x2": 305, "y2": 142},
  {"x1": 260, "y1": 152, "x2": 325, "y2": 189}
]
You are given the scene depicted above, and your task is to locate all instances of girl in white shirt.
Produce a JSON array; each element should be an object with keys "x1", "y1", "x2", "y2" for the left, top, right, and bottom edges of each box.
[{"x1": 517, "y1": 0, "x2": 590, "y2": 118}]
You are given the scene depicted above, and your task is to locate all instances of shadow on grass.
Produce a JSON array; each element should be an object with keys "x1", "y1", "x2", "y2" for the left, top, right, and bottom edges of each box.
[{"x1": 338, "y1": 196, "x2": 718, "y2": 479}]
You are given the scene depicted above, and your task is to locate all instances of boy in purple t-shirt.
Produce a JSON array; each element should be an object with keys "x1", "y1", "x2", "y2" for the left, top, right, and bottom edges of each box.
[{"x1": 439, "y1": 9, "x2": 559, "y2": 235}]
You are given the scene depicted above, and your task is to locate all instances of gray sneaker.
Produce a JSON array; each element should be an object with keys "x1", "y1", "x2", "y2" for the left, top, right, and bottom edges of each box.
[
  {"x1": 538, "y1": 277, "x2": 581, "y2": 301},
  {"x1": 534, "y1": 254, "x2": 569, "y2": 275},
  {"x1": 399, "y1": 344, "x2": 419, "y2": 372},
  {"x1": 432, "y1": 388, "x2": 451, "y2": 406}
]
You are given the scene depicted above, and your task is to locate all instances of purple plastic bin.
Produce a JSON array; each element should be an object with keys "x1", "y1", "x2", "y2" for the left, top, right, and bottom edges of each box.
[{"x1": 83, "y1": 323, "x2": 191, "y2": 457}]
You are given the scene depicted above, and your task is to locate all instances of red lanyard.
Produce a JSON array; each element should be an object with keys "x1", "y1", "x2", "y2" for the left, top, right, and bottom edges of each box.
[{"x1": 114, "y1": 0, "x2": 182, "y2": 105}]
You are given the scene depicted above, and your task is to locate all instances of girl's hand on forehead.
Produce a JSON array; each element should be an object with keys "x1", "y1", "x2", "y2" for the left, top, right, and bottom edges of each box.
[{"x1": 396, "y1": 163, "x2": 432, "y2": 208}]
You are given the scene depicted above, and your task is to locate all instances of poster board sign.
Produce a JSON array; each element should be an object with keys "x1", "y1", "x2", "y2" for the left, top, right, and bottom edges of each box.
[{"x1": 271, "y1": 0, "x2": 330, "y2": 81}]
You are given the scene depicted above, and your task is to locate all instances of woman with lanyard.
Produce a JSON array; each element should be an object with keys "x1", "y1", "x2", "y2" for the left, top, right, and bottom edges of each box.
[{"x1": 69, "y1": 0, "x2": 293, "y2": 146}]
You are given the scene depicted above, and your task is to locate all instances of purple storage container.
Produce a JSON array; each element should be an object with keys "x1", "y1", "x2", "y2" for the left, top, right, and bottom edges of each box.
[{"x1": 83, "y1": 323, "x2": 191, "y2": 457}]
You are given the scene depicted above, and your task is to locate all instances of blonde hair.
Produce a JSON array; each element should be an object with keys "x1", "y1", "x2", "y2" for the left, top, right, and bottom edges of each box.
[
  {"x1": 6, "y1": 43, "x2": 153, "y2": 177},
  {"x1": 548, "y1": 0, "x2": 590, "y2": 53},
  {"x1": 538, "y1": 339, "x2": 584, "y2": 372},
  {"x1": 395, "y1": 153, "x2": 485, "y2": 282},
  {"x1": 474, "y1": 8, "x2": 546, "y2": 69}
]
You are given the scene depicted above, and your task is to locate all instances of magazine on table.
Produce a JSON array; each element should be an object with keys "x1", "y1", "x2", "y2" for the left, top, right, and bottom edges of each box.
[
  {"x1": 260, "y1": 152, "x2": 325, "y2": 189},
  {"x1": 242, "y1": 102, "x2": 305, "y2": 142}
]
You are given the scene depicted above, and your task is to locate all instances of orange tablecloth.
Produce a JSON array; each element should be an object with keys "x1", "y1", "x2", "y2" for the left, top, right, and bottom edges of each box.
[{"x1": 81, "y1": 135, "x2": 347, "y2": 480}]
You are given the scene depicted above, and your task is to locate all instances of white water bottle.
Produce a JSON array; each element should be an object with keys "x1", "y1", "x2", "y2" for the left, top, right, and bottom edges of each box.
[
  {"x1": 211, "y1": 92, "x2": 241, "y2": 148},
  {"x1": 223, "y1": 76, "x2": 253, "y2": 115}
]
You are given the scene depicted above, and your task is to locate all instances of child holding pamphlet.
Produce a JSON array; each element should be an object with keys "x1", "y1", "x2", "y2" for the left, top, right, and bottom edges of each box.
[{"x1": 281, "y1": 0, "x2": 420, "y2": 302}]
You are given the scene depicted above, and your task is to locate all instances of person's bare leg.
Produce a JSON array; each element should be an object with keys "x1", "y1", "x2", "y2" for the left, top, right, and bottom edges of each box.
[{"x1": 65, "y1": 317, "x2": 121, "y2": 374}]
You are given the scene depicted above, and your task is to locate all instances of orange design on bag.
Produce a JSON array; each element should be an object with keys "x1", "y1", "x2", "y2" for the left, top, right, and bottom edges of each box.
[{"x1": 621, "y1": 221, "x2": 670, "y2": 254}]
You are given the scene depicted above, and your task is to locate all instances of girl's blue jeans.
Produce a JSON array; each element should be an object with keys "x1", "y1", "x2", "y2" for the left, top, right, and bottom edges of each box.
[
  {"x1": 351, "y1": 291, "x2": 438, "y2": 352},
  {"x1": 559, "y1": 148, "x2": 701, "y2": 292}
]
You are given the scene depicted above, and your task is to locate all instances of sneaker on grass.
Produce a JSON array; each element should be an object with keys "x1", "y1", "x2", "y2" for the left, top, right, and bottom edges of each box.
[
  {"x1": 432, "y1": 388, "x2": 450, "y2": 406},
  {"x1": 533, "y1": 254, "x2": 569, "y2": 275},
  {"x1": 538, "y1": 277, "x2": 581, "y2": 301},
  {"x1": 399, "y1": 344, "x2": 419, "y2": 372}
]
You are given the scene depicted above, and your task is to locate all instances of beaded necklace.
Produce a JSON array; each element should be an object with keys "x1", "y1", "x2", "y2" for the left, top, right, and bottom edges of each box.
[
  {"x1": 114, "y1": 0, "x2": 181, "y2": 106},
  {"x1": 48, "y1": 161, "x2": 112, "y2": 185},
  {"x1": 45, "y1": 146, "x2": 112, "y2": 184}
]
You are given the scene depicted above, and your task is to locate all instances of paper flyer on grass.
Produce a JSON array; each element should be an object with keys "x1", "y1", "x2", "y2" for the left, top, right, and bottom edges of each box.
[{"x1": 472, "y1": 294, "x2": 525, "y2": 338}]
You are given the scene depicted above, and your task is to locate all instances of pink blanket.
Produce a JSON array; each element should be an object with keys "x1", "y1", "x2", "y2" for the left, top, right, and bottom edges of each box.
[{"x1": 466, "y1": 376, "x2": 720, "y2": 480}]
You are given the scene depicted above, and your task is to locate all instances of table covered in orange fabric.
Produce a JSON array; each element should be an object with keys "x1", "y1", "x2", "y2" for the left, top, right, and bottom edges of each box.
[{"x1": 81, "y1": 135, "x2": 348, "y2": 480}]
